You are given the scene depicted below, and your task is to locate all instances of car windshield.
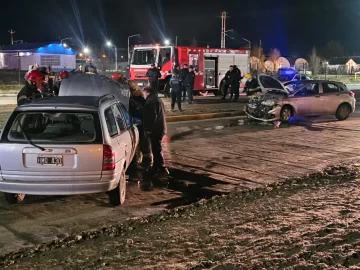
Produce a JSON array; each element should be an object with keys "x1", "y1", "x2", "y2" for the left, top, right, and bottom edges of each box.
[
  {"x1": 7, "y1": 111, "x2": 99, "y2": 143},
  {"x1": 131, "y1": 49, "x2": 157, "y2": 65},
  {"x1": 284, "y1": 82, "x2": 307, "y2": 94}
]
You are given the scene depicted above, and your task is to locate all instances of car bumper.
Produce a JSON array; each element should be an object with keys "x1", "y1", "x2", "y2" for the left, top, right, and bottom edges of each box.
[
  {"x1": 244, "y1": 105, "x2": 281, "y2": 122},
  {"x1": 0, "y1": 171, "x2": 119, "y2": 195}
]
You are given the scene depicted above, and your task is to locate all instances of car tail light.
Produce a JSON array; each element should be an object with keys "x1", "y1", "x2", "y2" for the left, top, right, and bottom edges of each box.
[
  {"x1": 103, "y1": 145, "x2": 115, "y2": 171},
  {"x1": 350, "y1": 92, "x2": 355, "y2": 98}
]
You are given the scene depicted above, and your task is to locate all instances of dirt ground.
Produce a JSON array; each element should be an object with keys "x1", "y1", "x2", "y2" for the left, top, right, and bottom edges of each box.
[{"x1": 2, "y1": 165, "x2": 360, "y2": 269}]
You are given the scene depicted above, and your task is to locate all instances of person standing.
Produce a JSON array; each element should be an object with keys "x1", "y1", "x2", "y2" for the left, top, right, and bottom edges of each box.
[
  {"x1": 17, "y1": 70, "x2": 44, "y2": 106},
  {"x1": 180, "y1": 64, "x2": 189, "y2": 101},
  {"x1": 146, "y1": 64, "x2": 161, "y2": 93},
  {"x1": 221, "y1": 65, "x2": 234, "y2": 100},
  {"x1": 183, "y1": 65, "x2": 196, "y2": 104},
  {"x1": 143, "y1": 86, "x2": 169, "y2": 177},
  {"x1": 231, "y1": 65, "x2": 242, "y2": 102},
  {"x1": 127, "y1": 80, "x2": 151, "y2": 169},
  {"x1": 170, "y1": 74, "x2": 185, "y2": 112}
]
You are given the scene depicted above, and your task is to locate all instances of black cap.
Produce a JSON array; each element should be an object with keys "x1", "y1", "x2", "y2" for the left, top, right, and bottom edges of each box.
[
  {"x1": 189, "y1": 65, "x2": 194, "y2": 69},
  {"x1": 151, "y1": 63, "x2": 155, "y2": 67}
]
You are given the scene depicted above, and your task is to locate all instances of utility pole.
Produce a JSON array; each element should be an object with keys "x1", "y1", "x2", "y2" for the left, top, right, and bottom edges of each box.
[
  {"x1": 175, "y1": 36, "x2": 178, "y2": 46},
  {"x1": 8, "y1": 29, "x2": 15, "y2": 45},
  {"x1": 220, "y1": 11, "x2": 228, "y2": 48}
]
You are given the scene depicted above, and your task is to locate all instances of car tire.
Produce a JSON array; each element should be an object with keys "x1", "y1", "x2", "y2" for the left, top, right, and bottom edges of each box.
[
  {"x1": 4, "y1": 193, "x2": 25, "y2": 204},
  {"x1": 108, "y1": 169, "x2": 126, "y2": 207},
  {"x1": 336, "y1": 103, "x2": 351, "y2": 121},
  {"x1": 280, "y1": 106, "x2": 292, "y2": 123}
]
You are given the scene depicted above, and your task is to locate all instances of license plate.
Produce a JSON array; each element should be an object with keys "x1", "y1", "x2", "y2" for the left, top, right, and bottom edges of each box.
[
  {"x1": 137, "y1": 82, "x2": 144, "y2": 86},
  {"x1": 37, "y1": 155, "x2": 63, "y2": 166}
]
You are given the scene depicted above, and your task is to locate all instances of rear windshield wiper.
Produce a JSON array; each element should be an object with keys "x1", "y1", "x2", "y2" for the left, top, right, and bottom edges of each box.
[{"x1": 17, "y1": 119, "x2": 45, "y2": 151}]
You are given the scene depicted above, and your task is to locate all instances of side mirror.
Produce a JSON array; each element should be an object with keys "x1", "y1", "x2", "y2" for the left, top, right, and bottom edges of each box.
[{"x1": 132, "y1": 117, "x2": 142, "y2": 127}]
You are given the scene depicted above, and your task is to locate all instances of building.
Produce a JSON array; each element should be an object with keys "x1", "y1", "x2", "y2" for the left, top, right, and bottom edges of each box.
[
  {"x1": 0, "y1": 42, "x2": 77, "y2": 71},
  {"x1": 327, "y1": 57, "x2": 360, "y2": 74}
]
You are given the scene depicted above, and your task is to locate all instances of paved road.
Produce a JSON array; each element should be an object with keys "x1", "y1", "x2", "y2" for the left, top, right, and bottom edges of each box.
[{"x1": 2, "y1": 114, "x2": 360, "y2": 255}]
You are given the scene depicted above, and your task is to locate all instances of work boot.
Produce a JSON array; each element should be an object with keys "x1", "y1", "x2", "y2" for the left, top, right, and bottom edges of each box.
[
  {"x1": 179, "y1": 109, "x2": 186, "y2": 112},
  {"x1": 157, "y1": 167, "x2": 170, "y2": 178},
  {"x1": 170, "y1": 109, "x2": 175, "y2": 112}
]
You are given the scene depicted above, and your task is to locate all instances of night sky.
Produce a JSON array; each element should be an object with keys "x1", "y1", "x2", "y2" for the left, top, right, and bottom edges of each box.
[{"x1": 1, "y1": 0, "x2": 359, "y2": 57}]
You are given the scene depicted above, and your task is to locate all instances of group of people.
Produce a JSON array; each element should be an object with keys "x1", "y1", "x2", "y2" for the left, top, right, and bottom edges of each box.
[
  {"x1": 17, "y1": 65, "x2": 69, "y2": 106},
  {"x1": 145, "y1": 63, "x2": 196, "y2": 112},
  {"x1": 221, "y1": 65, "x2": 243, "y2": 102},
  {"x1": 111, "y1": 74, "x2": 169, "y2": 178}
]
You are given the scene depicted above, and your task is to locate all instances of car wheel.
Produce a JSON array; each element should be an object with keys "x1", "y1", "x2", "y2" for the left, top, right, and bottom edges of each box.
[
  {"x1": 4, "y1": 193, "x2": 25, "y2": 204},
  {"x1": 336, "y1": 103, "x2": 351, "y2": 121},
  {"x1": 280, "y1": 106, "x2": 292, "y2": 123},
  {"x1": 108, "y1": 169, "x2": 126, "y2": 206}
]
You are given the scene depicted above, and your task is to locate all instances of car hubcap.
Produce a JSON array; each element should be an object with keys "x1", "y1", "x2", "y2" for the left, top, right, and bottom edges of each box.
[
  {"x1": 340, "y1": 107, "x2": 348, "y2": 118},
  {"x1": 282, "y1": 109, "x2": 291, "y2": 120}
]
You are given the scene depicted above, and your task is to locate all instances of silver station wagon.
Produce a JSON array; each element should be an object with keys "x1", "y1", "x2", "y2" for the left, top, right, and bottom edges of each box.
[{"x1": 0, "y1": 95, "x2": 139, "y2": 206}]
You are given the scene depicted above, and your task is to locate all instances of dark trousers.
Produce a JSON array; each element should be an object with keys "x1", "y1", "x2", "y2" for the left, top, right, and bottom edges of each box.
[
  {"x1": 149, "y1": 80, "x2": 159, "y2": 93},
  {"x1": 222, "y1": 84, "x2": 230, "y2": 99},
  {"x1": 149, "y1": 134, "x2": 165, "y2": 170},
  {"x1": 186, "y1": 85, "x2": 193, "y2": 104},
  {"x1": 232, "y1": 83, "x2": 240, "y2": 101},
  {"x1": 182, "y1": 86, "x2": 187, "y2": 100},
  {"x1": 171, "y1": 90, "x2": 182, "y2": 110}
]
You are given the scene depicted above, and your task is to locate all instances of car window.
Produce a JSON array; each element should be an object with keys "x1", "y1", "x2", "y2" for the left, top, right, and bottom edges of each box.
[
  {"x1": 294, "y1": 75, "x2": 300, "y2": 81},
  {"x1": 117, "y1": 103, "x2": 132, "y2": 128},
  {"x1": 295, "y1": 83, "x2": 319, "y2": 96},
  {"x1": 104, "y1": 108, "x2": 118, "y2": 137},
  {"x1": 301, "y1": 75, "x2": 307, "y2": 80},
  {"x1": 285, "y1": 82, "x2": 306, "y2": 93},
  {"x1": 111, "y1": 104, "x2": 127, "y2": 132},
  {"x1": 7, "y1": 111, "x2": 98, "y2": 143},
  {"x1": 322, "y1": 83, "x2": 340, "y2": 93}
]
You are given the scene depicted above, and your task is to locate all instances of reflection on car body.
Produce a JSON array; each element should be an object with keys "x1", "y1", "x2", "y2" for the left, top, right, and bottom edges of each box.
[{"x1": 245, "y1": 74, "x2": 356, "y2": 123}]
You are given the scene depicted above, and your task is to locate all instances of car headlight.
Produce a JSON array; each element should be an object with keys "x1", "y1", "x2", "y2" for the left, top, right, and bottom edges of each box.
[{"x1": 261, "y1": 100, "x2": 276, "y2": 107}]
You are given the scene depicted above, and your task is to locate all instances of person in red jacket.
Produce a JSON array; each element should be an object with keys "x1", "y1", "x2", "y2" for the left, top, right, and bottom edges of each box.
[{"x1": 17, "y1": 70, "x2": 44, "y2": 105}]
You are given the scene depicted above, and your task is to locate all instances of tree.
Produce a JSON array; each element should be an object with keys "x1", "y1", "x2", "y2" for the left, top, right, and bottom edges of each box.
[
  {"x1": 319, "y1": 41, "x2": 345, "y2": 60},
  {"x1": 251, "y1": 45, "x2": 266, "y2": 72},
  {"x1": 309, "y1": 47, "x2": 321, "y2": 76},
  {"x1": 269, "y1": 48, "x2": 281, "y2": 71}
]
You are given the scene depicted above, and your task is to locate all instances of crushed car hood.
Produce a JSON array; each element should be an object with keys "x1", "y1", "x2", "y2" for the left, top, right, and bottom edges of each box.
[{"x1": 257, "y1": 73, "x2": 289, "y2": 95}]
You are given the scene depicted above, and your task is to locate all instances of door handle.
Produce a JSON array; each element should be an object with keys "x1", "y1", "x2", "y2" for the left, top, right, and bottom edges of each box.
[
  {"x1": 124, "y1": 143, "x2": 127, "y2": 147},
  {"x1": 315, "y1": 95, "x2": 320, "y2": 98}
]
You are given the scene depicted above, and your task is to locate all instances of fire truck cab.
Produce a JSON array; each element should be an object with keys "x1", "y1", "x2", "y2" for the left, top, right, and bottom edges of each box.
[{"x1": 130, "y1": 44, "x2": 249, "y2": 95}]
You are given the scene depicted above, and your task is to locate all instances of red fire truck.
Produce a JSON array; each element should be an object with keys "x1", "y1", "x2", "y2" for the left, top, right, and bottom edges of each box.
[{"x1": 129, "y1": 44, "x2": 249, "y2": 95}]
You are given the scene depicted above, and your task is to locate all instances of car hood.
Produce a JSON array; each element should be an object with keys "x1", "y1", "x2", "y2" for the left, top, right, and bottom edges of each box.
[{"x1": 257, "y1": 74, "x2": 289, "y2": 95}]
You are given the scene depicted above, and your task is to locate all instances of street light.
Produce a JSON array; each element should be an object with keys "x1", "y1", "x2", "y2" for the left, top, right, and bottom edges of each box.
[
  {"x1": 128, "y1": 34, "x2": 140, "y2": 63},
  {"x1": 63, "y1": 43, "x2": 68, "y2": 48},
  {"x1": 106, "y1": 41, "x2": 118, "y2": 71},
  {"x1": 164, "y1": 39, "x2": 170, "y2": 45}
]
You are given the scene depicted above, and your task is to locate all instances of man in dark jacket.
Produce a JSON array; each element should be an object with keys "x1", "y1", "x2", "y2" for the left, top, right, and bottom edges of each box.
[
  {"x1": 183, "y1": 65, "x2": 196, "y2": 104},
  {"x1": 231, "y1": 65, "x2": 242, "y2": 102},
  {"x1": 146, "y1": 64, "x2": 161, "y2": 93},
  {"x1": 170, "y1": 74, "x2": 184, "y2": 112},
  {"x1": 17, "y1": 70, "x2": 43, "y2": 106},
  {"x1": 143, "y1": 86, "x2": 169, "y2": 177},
  {"x1": 221, "y1": 65, "x2": 234, "y2": 100},
  {"x1": 179, "y1": 64, "x2": 189, "y2": 101}
]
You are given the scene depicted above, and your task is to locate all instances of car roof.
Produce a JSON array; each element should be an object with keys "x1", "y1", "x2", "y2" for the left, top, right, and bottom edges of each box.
[
  {"x1": 16, "y1": 95, "x2": 117, "y2": 111},
  {"x1": 285, "y1": 80, "x2": 345, "y2": 84}
]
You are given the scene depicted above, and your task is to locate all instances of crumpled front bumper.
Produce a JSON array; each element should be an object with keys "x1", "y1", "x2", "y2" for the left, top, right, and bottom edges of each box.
[{"x1": 244, "y1": 105, "x2": 282, "y2": 122}]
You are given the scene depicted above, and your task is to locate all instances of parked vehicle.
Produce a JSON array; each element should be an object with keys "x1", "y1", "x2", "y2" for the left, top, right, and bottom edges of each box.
[
  {"x1": 0, "y1": 95, "x2": 139, "y2": 206},
  {"x1": 245, "y1": 74, "x2": 356, "y2": 123},
  {"x1": 130, "y1": 44, "x2": 249, "y2": 95},
  {"x1": 277, "y1": 67, "x2": 310, "y2": 83}
]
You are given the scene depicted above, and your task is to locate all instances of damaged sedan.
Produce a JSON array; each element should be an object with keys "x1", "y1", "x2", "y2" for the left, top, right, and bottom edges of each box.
[{"x1": 245, "y1": 74, "x2": 356, "y2": 123}]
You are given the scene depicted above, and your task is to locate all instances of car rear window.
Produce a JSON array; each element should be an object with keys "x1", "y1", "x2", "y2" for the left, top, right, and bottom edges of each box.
[{"x1": 6, "y1": 111, "x2": 102, "y2": 144}]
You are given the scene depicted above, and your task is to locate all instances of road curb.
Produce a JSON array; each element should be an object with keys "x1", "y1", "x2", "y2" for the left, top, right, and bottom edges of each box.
[{"x1": 166, "y1": 111, "x2": 245, "y2": 122}]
